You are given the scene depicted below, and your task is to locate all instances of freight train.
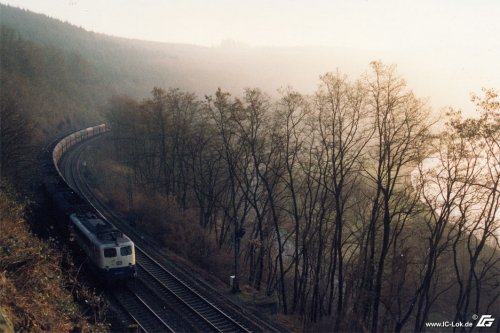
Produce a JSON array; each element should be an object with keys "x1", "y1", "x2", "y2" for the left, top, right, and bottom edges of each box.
[{"x1": 44, "y1": 124, "x2": 136, "y2": 280}]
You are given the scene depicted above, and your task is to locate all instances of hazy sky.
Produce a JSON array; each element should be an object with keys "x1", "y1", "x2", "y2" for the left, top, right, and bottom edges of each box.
[{"x1": 3, "y1": 0, "x2": 500, "y2": 115}]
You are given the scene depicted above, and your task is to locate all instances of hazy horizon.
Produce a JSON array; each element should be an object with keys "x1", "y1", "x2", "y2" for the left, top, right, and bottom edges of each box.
[{"x1": 3, "y1": 0, "x2": 499, "y2": 117}]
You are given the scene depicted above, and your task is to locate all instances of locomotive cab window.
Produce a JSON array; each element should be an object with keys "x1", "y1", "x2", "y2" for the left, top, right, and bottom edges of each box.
[
  {"x1": 120, "y1": 246, "x2": 132, "y2": 256},
  {"x1": 104, "y1": 248, "x2": 117, "y2": 258}
]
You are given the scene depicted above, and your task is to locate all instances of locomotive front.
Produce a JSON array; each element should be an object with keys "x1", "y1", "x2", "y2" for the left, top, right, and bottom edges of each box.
[
  {"x1": 70, "y1": 213, "x2": 137, "y2": 280},
  {"x1": 98, "y1": 235, "x2": 137, "y2": 280}
]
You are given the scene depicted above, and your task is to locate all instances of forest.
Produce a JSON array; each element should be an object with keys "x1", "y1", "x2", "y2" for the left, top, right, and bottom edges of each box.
[
  {"x1": 104, "y1": 63, "x2": 499, "y2": 332},
  {"x1": 1, "y1": 4, "x2": 499, "y2": 332}
]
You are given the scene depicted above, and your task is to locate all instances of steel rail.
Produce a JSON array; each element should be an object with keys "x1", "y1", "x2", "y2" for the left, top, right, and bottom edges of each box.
[{"x1": 112, "y1": 288, "x2": 176, "y2": 333}]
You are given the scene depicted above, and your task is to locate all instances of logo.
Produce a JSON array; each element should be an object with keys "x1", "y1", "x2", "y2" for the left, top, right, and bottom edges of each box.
[{"x1": 476, "y1": 315, "x2": 495, "y2": 328}]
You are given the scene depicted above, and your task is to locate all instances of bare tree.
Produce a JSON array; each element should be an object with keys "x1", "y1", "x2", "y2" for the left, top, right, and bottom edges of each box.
[
  {"x1": 205, "y1": 89, "x2": 251, "y2": 293},
  {"x1": 447, "y1": 90, "x2": 500, "y2": 330},
  {"x1": 409, "y1": 125, "x2": 475, "y2": 332},
  {"x1": 276, "y1": 88, "x2": 310, "y2": 313},
  {"x1": 314, "y1": 71, "x2": 372, "y2": 330},
  {"x1": 355, "y1": 61, "x2": 432, "y2": 332}
]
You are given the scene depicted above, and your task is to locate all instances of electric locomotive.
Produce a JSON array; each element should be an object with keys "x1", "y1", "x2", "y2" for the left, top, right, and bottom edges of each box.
[{"x1": 70, "y1": 212, "x2": 136, "y2": 280}]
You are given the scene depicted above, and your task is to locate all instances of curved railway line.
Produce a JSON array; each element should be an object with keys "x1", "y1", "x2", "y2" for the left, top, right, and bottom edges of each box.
[{"x1": 55, "y1": 129, "x2": 284, "y2": 333}]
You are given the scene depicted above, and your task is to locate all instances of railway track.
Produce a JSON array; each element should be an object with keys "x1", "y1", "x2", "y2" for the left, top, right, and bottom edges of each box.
[
  {"x1": 59, "y1": 137, "x2": 180, "y2": 332},
  {"x1": 112, "y1": 287, "x2": 175, "y2": 333},
  {"x1": 136, "y1": 251, "x2": 251, "y2": 333},
  {"x1": 58, "y1": 134, "x2": 279, "y2": 332}
]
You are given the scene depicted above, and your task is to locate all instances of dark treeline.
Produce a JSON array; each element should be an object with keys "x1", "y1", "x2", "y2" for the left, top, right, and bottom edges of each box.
[
  {"x1": 106, "y1": 62, "x2": 499, "y2": 332},
  {"x1": 0, "y1": 4, "x2": 159, "y2": 185},
  {"x1": 1, "y1": 4, "x2": 167, "y2": 188},
  {"x1": 0, "y1": 24, "x2": 103, "y2": 187},
  {"x1": 0, "y1": 3, "x2": 180, "y2": 165},
  {"x1": 1, "y1": 26, "x2": 101, "y2": 135},
  {"x1": 0, "y1": 4, "x2": 169, "y2": 99}
]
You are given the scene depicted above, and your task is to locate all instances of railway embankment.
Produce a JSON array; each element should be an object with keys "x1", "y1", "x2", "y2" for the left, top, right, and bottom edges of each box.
[{"x1": 0, "y1": 181, "x2": 108, "y2": 332}]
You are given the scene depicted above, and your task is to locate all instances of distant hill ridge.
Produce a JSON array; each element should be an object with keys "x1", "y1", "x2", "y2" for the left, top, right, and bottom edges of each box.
[
  {"x1": 1, "y1": 3, "x2": 373, "y2": 99},
  {"x1": 1, "y1": 3, "x2": 186, "y2": 99}
]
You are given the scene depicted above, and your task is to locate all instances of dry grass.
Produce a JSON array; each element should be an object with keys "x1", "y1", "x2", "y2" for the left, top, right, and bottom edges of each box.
[
  {"x1": 0, "y1": 184, "x2": 108, "y2": 332},
  {"x1": 125, "y1": 191, "x2": 234, "y2": 280}
]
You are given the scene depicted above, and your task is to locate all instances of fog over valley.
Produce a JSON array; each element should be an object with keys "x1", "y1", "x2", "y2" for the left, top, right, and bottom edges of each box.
[{"x1": 3, "y1": 0, "x2": 499, "y2": 117}]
